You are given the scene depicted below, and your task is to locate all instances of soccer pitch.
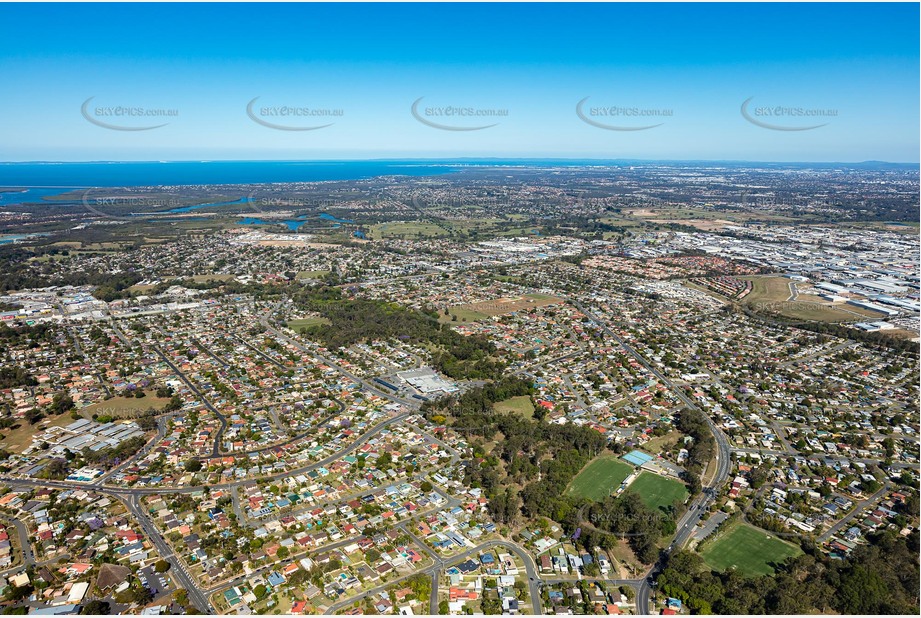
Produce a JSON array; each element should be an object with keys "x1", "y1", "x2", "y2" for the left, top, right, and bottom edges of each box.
[
  {"x1": 566, "y1": 456, "x2": 634, "y2": 501},
  {"x1": 701, "y1": 522, "x2": 803, "y2": 577},
  {"x1": 626, "y1": 472, "x2": 689, "y2": 512}
]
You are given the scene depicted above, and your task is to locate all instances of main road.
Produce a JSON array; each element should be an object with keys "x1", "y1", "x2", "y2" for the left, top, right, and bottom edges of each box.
[
  {"x1": 151, "y1": 344, "x2": 228, "y2": 457},
  {"x1": 120, "y1": 493, "x2": 213, "y2": 614},
  {"x1": 108, "y1": 319, "x2": 229, "y2": 457},
  {"x1": 0, "y1": 411, "x2": 415, "y2": 495},
  {"x1": 570, "y1": 300, "x2": 733, "y2": 614},
  {"x1": 0, "y1": 292, "x2": 735, "y2": 616},
  {"x1": 818, "y1": 482, "x2": 892, "y2": 543},
  {"x1": 259, "y1": 300, "x2": 424, "y2": 409},
  {"x1": 0, "y1": 516, "x2": 35, "y2": 570},
  {"x1": 323, "y1": 538, "x2": 544, "y2": 615}
]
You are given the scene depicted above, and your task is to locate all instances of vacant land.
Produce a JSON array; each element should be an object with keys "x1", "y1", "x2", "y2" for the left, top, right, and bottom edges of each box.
[
  {"x1": 743, "y1": 276, "x2": 795, "y2": 303},
  {"x1": 627, "y1": 472, "x2": 689, "y2": 512},
  {"x1": 655, "y1": 219, "x2": 735, "y2": 231},
  {"x1": 287, "y1": 316, "x2": 331, "y2": 331},
  {"x1": 441, "y1": 306, "x2": 490, "y2": 323},
  {"x1": 28, "y1": 253, "x2": 69, "y2": 263},
  {"x1": 566, "y1": 455, "x2": 634, "y2": 501},
  {"x1": 753, "y1": 300, "x2": 883, "y2": 322},
  {"x1": 626, "y1": 207, "x2": 804, "y2": 225},
  {"x1": 190, "y1": 274, "x2": 235, "y2": 283},
  {"x1": 700, "y1": 522, "x2": 803, "y2": 577},
  {"x1": 888, "y1": 328, "x2": 921, "y2": 340},
  {"x1": 82, "y1": 242, "x2": 130, "y2": 251},
  {"x1": 369, "y1": 221, "x2": 451, "y2": 239},
  {"x1": 445, "y1": 294, "x2": 563, "y2": 322},
  {"x1": 740, "y1": 276, "x2": 883, "y2": 322},
  {"x1": 0, "y1": 413, "x2": 76, "y2": 453},
  {"x1": 82, "y1": 393, "x2": 171, "y2": 418},
  {"x1": 493, "y1": 395, "x2": 535, "y2": 418},
  {"x1": 129, "y1": 273, "x2": 235, "y2": 293},
  {"x1": 642, "y1": 429, "x2": 682, "y2": 454},
  {"x1": 296, "y1": 270, "x2": 331, "y2": 280}
]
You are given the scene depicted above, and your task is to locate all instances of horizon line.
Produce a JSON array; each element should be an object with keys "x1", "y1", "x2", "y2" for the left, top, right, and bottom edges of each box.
[{"x1": 1, "y1": 158, "x2": 918, "y2": 166}]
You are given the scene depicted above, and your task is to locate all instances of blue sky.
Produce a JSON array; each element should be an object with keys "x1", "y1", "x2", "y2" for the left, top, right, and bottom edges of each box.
[{"x1": 0, "y1": 2, "x2": 917, "y2": 162}]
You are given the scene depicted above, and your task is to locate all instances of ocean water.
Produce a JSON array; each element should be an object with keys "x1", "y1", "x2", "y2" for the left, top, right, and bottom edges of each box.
[
  {"x1": 0, "y1": 160, "x2": 911, "y2": 192},
  {"x1": 0, "y1": 187, "x2": 77, "y2": 207},
  {"x1": 0, "y1": 160, "x2": 461, "y2": 188}
]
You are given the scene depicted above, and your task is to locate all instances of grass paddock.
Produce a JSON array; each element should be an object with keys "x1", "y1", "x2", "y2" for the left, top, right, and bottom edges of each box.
[
  {"x1": 700, "y1": 522, "x2": 803, "y2": 577},
  {"x1": 626, "y1": 472, "x2": 688, "y2": 512},
  {"x1": 566, "y1": 456, "x2": 634, "y2": 501}
]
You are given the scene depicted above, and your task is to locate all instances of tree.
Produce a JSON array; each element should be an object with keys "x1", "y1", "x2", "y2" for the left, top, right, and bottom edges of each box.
[
  {"x1": 881, "y1": 437, "x2": 896, "y2": 458},
  {"x1": 836, "y1": 565, "x2": 890, "y2": 614},
  {"x1": 4, "y1": 584, "x2": 33, "y2": 602},
  {"x1": 174, "y1": 589, "x2": 189, "y2": 608},
  {"x1": 50, "y1": 392, "x2": 75, "y2": 415},
  {"x1": 686, "y1": 473, "x2": 702, "y2": 495},
  {"x1": 80, "y1": 600, "x2": 111, "y2": 615},
  {"x1": 376, "y1": 452, "x2": 393, "y2": 470},
  {"x1": 130, "y1": 586, "x2": 153, "y2": 605},
  {"x1": 657, "y1": 529, "x2": 920, "y2": 615},
  {"x1": 41, "y1": 458, "x2": 69, "y2": 480},
  {"x1": 438, "y1": 600, "x2": 450, "y2": 614},
  {"x1": 154, "y1": 559, "x2": 171, "y2": 573},
  {"x1": 481, "y1": 597, "x2": 502, "y2": 615},
  {"x1": 533, "y1": 405, "x2": 548, "y2": 422},
  {"x1": 749, "y1": 466, "x2": 769, "y2": 489},
  {"x1": 184, "y1": 459, "x2": 203, "y2": 472},
  {"x1": 156, "y1": 386, "x2": 174, "y2": 398}
]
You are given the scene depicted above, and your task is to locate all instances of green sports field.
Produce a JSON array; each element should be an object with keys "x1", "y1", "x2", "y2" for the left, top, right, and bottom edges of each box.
[
  {"x1": 493, "y1": 396, "x2": 535, "y2": 418},
  {"x1": 700, "y1": 522, "x2": 803, "y2": 577},
  {"x1": 626, "y1": 472, "x2": 688, "y2": 512},
  {"x1": 566, "y1": 456, "x2": 633, "y2": 501},
  {"x1": 287, "y1": 316, "x2": 331, "y2": 331}
]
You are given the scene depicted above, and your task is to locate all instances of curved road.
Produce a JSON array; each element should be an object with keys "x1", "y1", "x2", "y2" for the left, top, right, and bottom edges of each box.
[
  {"x1": 571, "y1": 300, "x2": 733, "y2": 614},
  {"x1": 0, "y1": 294, "x2": 739, "y2": 616},
  {"x1": 151, "y1": 344, "x2": 228, "y2": 457},
  {"x1": 324, "y1": 538, "x2": 544, "y2": 615}
]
